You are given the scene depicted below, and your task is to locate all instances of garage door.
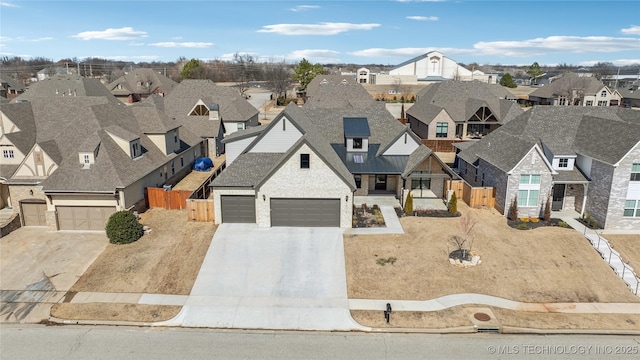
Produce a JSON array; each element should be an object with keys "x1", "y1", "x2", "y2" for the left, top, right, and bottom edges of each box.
[
  {"x1": 22, "y1": 202, "x2": 47, "y2": 226},
  {"x1": 57, "y1": 206, "x2": 116, "y2": 231},
  {"x1": 220, "y1": 195, "x2": 256, "y2": 223},
  {"x1": 271, "y1": 198, "x2": 340, "y2": 227}
]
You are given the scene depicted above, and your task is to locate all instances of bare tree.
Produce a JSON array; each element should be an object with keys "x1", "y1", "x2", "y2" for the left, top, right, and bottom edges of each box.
[
  {"x1": 264, "y1": 61, "x2": 292, "y2": 103},
  {"x1": 233, "y1": 52, "x2": 256, "y2": 97},
  {"x1": 447, "y1": 213, "x2": 477, "y2": 261}
]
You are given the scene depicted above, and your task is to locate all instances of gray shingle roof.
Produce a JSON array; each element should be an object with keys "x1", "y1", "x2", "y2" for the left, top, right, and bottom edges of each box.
[
  {"x1": 1, "y1": 97, "x2": 199, "y2": 192},
  {"x1": 407, "y1": 81, "x2": 523, "y2": 125},
  {"x1": 529, "y1": 73, "x2": 607, "y2": 99},
  {"x1": 12, "y1": 74, "x2": 117, "y2": 103},
  {"x1": 0, "y1": 76, "x2": 25, "y2": 92},
  {"x1": 107, "y1": 68, "x2": 178, "y2": 96},
  {"x1": 458, "y1": 106, "x2": 640, "y2": 172},
  {"x1": 211, "y1": 152, "x2": 282, "y2": 187},
  {"x1": 146, "y1": 80, "x2": 258, "y2": 138},
  {"x1": 304, "y1": 75, "x2": 375, "y2": 108}
]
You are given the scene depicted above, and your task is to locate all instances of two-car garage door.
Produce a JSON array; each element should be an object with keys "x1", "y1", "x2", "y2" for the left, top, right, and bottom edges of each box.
[
  {"x1": 220, "y1": 196, "x2": 340, "y2": 227},
  {"x1": 57, "y1": 206, "x2": 116, "y2": 231},
  {"x1": 271, "y1": 198, "x2": 339, "y2": 227}
]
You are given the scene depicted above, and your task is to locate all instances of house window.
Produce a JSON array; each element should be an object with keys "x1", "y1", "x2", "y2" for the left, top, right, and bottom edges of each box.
[
  {"x1": 404, "y1": 133, "x2": 407, "y2": 144},
  {"x1": 436, "y1": 122, "x2": 448, "y2": 138},
  {"x1": 171, "y1": 161, "x2": 175, "y2": 175},
  {"x1": 585, "y1": 100, "x2": 593, "y2": 106},
  {"x1": 237, "y1": 123, "x2": 244, "y2": 131},
  {"x1": 300, "y1": 154, "x2": 310, "y2": 169},
  {"x1": 518, "y1": 174, "x2": 541, "y2": 207},
  {"x1": 624, "y1": 200, "x2": 640, "y2": 217},
  {"x1": 518, "y1": 189, "x2": 540, "y2": 207},
  {"x1": 180, "y1": 157, "x2": 184, "y2": 167},
  {"x1": 132, "y1": 142, "x2": 140, "y2": 158},
  {"x1": 353, "y1": 154, "x2": 364, "y2": 164},
  {"x1": 558, "y1": 158, "x2": 569, "y2": 168},
  {"x1": 559, "y1": 97, "x2": 567, "y2": 106},
  {"x1": 282, "y1": 119, "x2": 286, "y2": 131},
  {"x1": 353, "y1": 138, "x2": 363, "y2": 149},
  {"x1": 174, "y1": 131, "x2": 178, "y2": 143},
  {"x1": 3, "y1": 149, "x2": 14, "y2": 158},
  {"x1": 631, "y1": 164, "x2": 640, "y2": 181},
  {"x1": 597, "y1": 100, "x2": 607, "y2": 107},
  {"x1": 354, "y1": 174, "x2": 362, "y2": 188},
  {"x1": 601, "y1": 90, "x2": 607, "y2": 97},
  {"x1": 83, "y1": 154, "x2": 90, "y2": 164}
]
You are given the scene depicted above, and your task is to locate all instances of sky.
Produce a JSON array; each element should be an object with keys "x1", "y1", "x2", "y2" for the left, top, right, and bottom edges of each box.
[{"x1": 0, "y1": 0, "x2": 639, "y2": 67}]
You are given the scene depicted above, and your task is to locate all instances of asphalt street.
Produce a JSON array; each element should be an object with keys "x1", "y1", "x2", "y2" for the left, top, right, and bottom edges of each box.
[{"x1": 2, "y1": 325, "x2": 639, "y2": 360}]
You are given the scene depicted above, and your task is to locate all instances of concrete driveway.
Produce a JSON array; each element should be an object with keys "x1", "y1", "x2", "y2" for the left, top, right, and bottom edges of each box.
[
  {"x1": 165, "y1": 224, "x2": 366, "y2": 331},
  {"x1": 0, "y1": 228, "x2": 107, "y2": 323}
]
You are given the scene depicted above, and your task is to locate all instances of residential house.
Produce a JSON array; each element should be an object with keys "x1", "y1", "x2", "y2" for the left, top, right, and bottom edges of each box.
[
  {"x1": 12, "y1": 74, "x2": 116, "y2": 102},
  {"x1": 0, "y1": 97, "x2": 202, "y2": 231},
  {"x1": 619, "y1": 81, "x2": 640, "y2": 108},
  {"x1": 36, "y1": 66, "x2": 70, "y2": 81},
  {"x1": 455, "y1": 106, "x2": 640, "y2": 231},
  {"x1": 0, "y1": 76, "x2": 25, "y2": 100},
  {"x1": 142, "y1": 79, "x2": 259, "y2": 158},
  {"x1": 406, "y1": 81, "x2": 522, "y2": 141},
  {"x1": 212, "y1": 103, "x2": 456, "y2": 228},
  {"x1": 107, "y1": 68, "x2": 178, "y2": 104},
  {"x1": 528, "y1": 72, "x2": 622, "y2": 107},
  {"x1": 303, "y1": 75, "x2": 376, "y2": 108}
]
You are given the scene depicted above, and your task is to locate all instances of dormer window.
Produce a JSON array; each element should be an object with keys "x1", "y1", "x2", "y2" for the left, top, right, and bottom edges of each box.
[
  {"x1": 343, "y1": 117, "x2": 370, "y2": 153},
  {"x1": 558, "y1": 158, "x2": 568, "y2": 168},
  {"x1": 174, "y1": 130, "x2": 178, "y2": 144},
  {"x1": 353, "y1": 138, "x2": 363, "y2": 149},
  {"x1": 131, "y1": 141, "x2": 141, "y2": 158},
  {"x1": 117, "y1": 84, "x2": 123, "y2": 89},
  {"x1": 83, "y1": 154, "x2": 90, "y2": 164}
]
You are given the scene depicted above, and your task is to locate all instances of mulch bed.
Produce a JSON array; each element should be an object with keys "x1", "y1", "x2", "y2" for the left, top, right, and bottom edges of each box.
[
  {"x1": 394, "y1": 207, "x2": 460, "y2": 218},
  {"x1": 507, "y1": 218, "x2": 572, "y2": 230},
  {"x1": 353, "y1": 205, "x2": 386, "y2": 228}
]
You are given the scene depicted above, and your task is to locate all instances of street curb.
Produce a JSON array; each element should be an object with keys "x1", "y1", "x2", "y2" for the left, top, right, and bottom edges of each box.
[
  {"x1": 500, "y1": 326, "x2": 640, "y2": 336},
  {"x1": 48, "y1": 316, "x2": 166, "y2": 328}
]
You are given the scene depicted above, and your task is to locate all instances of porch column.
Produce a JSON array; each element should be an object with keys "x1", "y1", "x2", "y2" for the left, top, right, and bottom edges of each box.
[{"x1": 580, "y1": 183, "x2": 588, "y2": 216}]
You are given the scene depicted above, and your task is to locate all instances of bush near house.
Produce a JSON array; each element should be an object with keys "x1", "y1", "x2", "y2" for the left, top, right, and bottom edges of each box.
[{"x1": 105, "y1": 211, "x2": 144, "y2": 244}]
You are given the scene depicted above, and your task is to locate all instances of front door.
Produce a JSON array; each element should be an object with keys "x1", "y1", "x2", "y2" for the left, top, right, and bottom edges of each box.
[
  {"x1": 375, "y1": 175, "x2": 387, "y2": 191},
  {"x1": 552, "y1": 184, "x2": 565, "y2": 211}
]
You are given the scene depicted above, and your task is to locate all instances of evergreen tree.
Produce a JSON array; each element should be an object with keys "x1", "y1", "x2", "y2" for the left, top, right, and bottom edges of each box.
[{"x1": 499, "y1": 73, "x2": 517, "y2": 88}]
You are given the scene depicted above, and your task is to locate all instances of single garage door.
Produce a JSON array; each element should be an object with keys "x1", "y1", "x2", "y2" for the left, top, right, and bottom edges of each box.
[
  {"x1": 271, "y1": 198, "x2": 340, "y2": 227},
  {"x1": 21, "y1": 201, "x2": 47, "y2": 226},
  {"x1": 220, "y1": 195, "x2": 256, "y2": 223},
  {"x1": 57, "y1": 206, "x2": 116, "y2": 231}
]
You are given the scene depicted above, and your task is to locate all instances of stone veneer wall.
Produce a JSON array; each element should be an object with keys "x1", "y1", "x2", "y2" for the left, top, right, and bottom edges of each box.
[
  {"x1": 584, "y1": 159, "x2": 613, "y2": 228},
  {"x1": 604, "y1": 144, "x2": 640, "y2": 230}
]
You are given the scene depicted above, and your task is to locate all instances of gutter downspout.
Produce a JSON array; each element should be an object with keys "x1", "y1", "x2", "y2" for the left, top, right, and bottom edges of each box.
[{"x1": 504, "y1": 174, "x2": 510, "y2": 217}]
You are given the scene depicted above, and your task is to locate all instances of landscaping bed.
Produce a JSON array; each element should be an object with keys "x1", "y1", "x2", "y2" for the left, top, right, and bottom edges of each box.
[
  {"x1": 394, "y1": 207, "x2": 460, "y2": 218},
  {"x1": 353, "y1": 204, "x2": 385, "y2": 228},
  {"x1": 507, "y1": 217, "x2": 571, "y2": 230}
]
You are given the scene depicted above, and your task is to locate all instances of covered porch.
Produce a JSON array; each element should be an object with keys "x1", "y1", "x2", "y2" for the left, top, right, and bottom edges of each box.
[{"x1": 551, "y1": 170, "x2": 589, "y2": 215}]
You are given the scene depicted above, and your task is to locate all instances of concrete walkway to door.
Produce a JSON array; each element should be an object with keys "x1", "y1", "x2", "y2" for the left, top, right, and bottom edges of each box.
[{"x1": 160, "y1": 224, "x2": 367, "y2": 331}]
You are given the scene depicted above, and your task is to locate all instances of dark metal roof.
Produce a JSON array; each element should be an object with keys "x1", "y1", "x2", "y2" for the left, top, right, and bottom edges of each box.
[
  {"x1": 343, "y1": 117, "x2": 371, "y2": 137},
  {"x1": 331, "y1": 144, "x2": 408, "y2": 174}
]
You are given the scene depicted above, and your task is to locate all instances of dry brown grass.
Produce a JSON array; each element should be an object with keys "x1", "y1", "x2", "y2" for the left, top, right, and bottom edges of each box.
[
  {"x1": 605, "y1": 234, "x2": 640, "y2": 273},
  {"x1": 345, "y1": 202, "x2": 640, "y2": 303},
  {"x1": 51, "y1": 303, "x2": 180, "y2": 322},
  {"x1": 70, "y1": 208, "x2": 215, "y2": 295},
  {"x1": 351, "y1": 308, "x2": 471, "y2": 329}
]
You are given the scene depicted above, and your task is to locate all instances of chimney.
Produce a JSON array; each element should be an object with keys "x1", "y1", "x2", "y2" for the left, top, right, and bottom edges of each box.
[{"x1": 209, "y1": 103, "x2": 220, "y2": 121}]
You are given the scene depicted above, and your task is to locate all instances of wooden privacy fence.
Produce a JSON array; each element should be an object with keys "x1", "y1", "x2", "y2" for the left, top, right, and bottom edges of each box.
[
  {"x1": 186, "y1": 199, "x2": 214, "y2": 222},
  {"x1": 146, "y1": 188, "x2": 192, "y2": 210},
  {"x1": 421, "y1": 139, "x2": 466, "y2": 153},
  {"x1": 445, "y1": 179, "x2": 495, "y2": 209}
]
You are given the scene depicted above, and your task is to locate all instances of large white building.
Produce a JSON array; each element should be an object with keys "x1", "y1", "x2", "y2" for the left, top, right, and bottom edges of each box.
[{"x1": 352, "y1": 51, "x2": 497, "y2": 86}]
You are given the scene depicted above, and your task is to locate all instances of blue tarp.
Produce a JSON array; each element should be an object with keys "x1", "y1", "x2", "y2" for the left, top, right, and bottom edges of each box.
[{"x1": 193, "y1": 157, "x2": 214, "y2": 171}]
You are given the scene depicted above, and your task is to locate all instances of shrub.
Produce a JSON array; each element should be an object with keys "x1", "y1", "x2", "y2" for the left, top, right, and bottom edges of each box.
[
  {"x1": 508, "y1": 196, "x2": 519, "y2": 221},
  {"x1": 516, "y1": 223, "x2": 529, "y2": 230},
  {"x1": 530, "y1": 217, "x2": 539, "y2": 223},
  {"x1": 376, "y1": 257, "x2": 397, "y2": 266},
  {"x1": 448, "y1": 192, "x2": 458, "y2": 214},
  {"x1": 105, "y1": 210, "x2": 144, "y2": 245},
  {"x1": 404, "y1": 192, "x2": 414, "y2": 215},
  {"x1": 543, "y1": 197, "x2": 551, "y2": 222},
  {"x1": 558, "y1": 221, "x2": 569, "y2": 228}
]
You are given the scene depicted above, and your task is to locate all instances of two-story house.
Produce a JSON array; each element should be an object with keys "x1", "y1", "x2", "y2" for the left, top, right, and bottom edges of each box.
[
  {"x1": 528, "y1": 72, "x2": 622, "y2": 107},
  {"x1": 107, "y1": 68, "x2": 178, "y2": 104},
  {"x1": 456, "y1": 106, "x2": 640, "y2": 231},
  {"x1": 212, "y1": 103, "x2": 456, "y2": 228}
]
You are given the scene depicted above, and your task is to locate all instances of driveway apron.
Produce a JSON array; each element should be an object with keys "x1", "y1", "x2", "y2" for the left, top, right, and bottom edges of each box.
[{"x1": 166, "y1": 224, "x2": 366, "y2": 331}]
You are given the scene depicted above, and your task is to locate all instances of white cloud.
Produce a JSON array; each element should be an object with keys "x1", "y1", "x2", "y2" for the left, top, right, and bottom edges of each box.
[
  {"x1": 128, "y1": 42, "x2": 145, "y2": 46},
  {"x1": 72, "y1": 27, "x2": 147, "y2": 41},
  {"x1": 0, "y1": 36, "x2": 11, "y2": 42},
  {"x1": 286, "y1": 49, "x2": 341, "y2": 63},
  {"x1": 406, "y1": 16, "x2": 439, "y2": 21},
  {"x1": 149, "y1": 42, "x2": 213, "y2": 48},
  {"x1": 350, "y1": 36, "x2": 640, "y2": 59},
  {"x1": 579, "y1": 59, "x2": 640, "y2": 66},
  {"x1": 257, "y1": 22, "x2": 380, "y2": 35},
  {"x1": 290, "y1": 5, "x2": 320, "y2": 12},
  {"x1": 473, "y1": 36, "x2": 640, "y2": 56},
  {"x1": 349, "y1": 47, "x2": 472, "y2": 58},
  {"x1": 621, "y1": 25, "x2": 640, "y2": 35},
  {"x1": 0, "y1": 2, "x2": 19, "y2": 8}
]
